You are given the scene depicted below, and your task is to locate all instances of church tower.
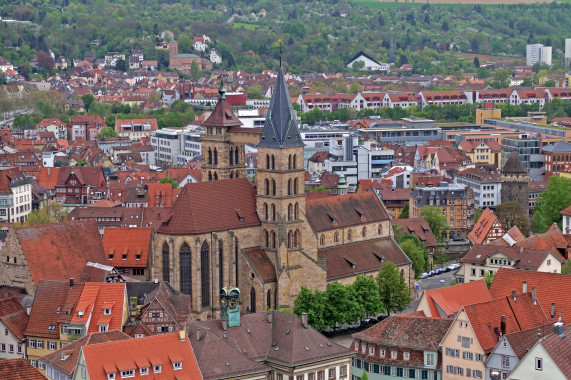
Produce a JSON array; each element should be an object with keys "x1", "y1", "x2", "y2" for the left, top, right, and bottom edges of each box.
[
  {"x1": 201, "y1": 84, "x2": 245, "y2": 182},
  {"x1": 257, "y1": 67, "x2": 316, "y2": 308},
  {"x1": 501, "y1": 152, "x2": 530, "y2": 212}
]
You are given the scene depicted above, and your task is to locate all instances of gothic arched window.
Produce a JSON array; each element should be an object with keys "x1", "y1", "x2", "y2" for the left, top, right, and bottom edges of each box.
[
  {"x1": 162, "y1": 242, "x2": 170, "y2": 283},
  {"x1": 179, "y1": 243, "x2": 192, "y2": 295},
  {"x1": 219, "y1": 240, "x2": 224, "y2": 292},
  {"x1": 250, "y1": 287, "x2": 256, "y2": 313},
  {"x1": 201, "y1": 241, "x2": 210, "y2": 307}
]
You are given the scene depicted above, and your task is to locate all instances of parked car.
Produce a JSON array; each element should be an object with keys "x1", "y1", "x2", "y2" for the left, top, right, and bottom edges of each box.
[
  {"x1": 442, "y1": 266, "x2": 451, "y2": 273},
  {"x1": 428, "y1": 270, "x2": 435, "y2": 277},
  {"x1": 420, "y1": 272, "x2": 429, "y2": 279},
  {"x1": 448, "y1": 263, "x2": 460, "y2": 271},
  {"x1": 434, "y1": 268, "x2": 443, "y2": 275}
]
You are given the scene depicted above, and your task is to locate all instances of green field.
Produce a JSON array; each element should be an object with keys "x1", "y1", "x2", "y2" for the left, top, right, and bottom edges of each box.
[
  {"x1": 352, "y1": 0, "x2": 532, "y2": 9},
  {"x1": 232, "y1": 22, "x2": 259, "y2": 30}
]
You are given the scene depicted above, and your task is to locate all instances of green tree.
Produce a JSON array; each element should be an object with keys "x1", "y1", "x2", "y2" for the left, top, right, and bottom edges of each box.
[
  {"x1": 81, "y1": 93, "x2": 96, "y2": 113},
  {"x1": 477, "y1": 67, "x2": 491, "y2": 79},
  {"x1": 474, "y1": 208, "x2": 483, "y2": 224},
  {"x1": 115, "y1": 59, "x2": 127, "y2": 72},
  {"x1": 190, "y1": 61, "x2": 200, "y2": 81},
  {"x1": 351, "y1": 61, "x2": 365, "y2": 71},
  {"x1": 0, "y1": 72, "x2": 5, "y2": 85},
  {"x1": 562, "y1": 259, "x2": 571, "y2": 274},
  {"x1": 25, "y1": 201, "x2": 68, "y2": 225},
  {"x1": 323, "y1": 282, "x2": 362, "y2": 330},
  {"x1": 484, "y1": 271, "x2": 496, "y2": 289},
  {"x1": 349, "y1": 274, "x2": 382, "y2": 319},
  {"x1": 349, "y1": 82, "x2": 362, "y2": 93},
  {"x1": 420, "y1": 206, "x2": 450, "y2": 243},
  {"x1": 399, "y1": 203, "x2": 409, "y2": 219},
  {"x1": 96, "y1": 126, "x2": 119, "y2": 138},
  {"x1": 158, "y1": 176, "x2": 179, "y2": 189},
  {"x1": 361, "y1": 372, "x2": 369, "y2": 380},
  {"x1": 532, "y1": 176, "x2": 571, "y2": 233},
  {"x1": 495, "y1": 201, "x2": 530, "y2": 237},
  {"x1": 293, "y1": 286, "x2": 327, "y2": 331},
  {"x1": 399, "y1": 235, "x2": 427, "y2": 277},
  {"x1": 376, "y1": 261, "x2": 412, "y2": 316},
  {"x1": 491, "y1": 68, "x2": 511, "y2": 89},
  {"x1": 247, "y1": 86, "x2": 262, "y2": 99},
  {"x1": 473, "y1": 57, "x2": 480, "y2": 68}
]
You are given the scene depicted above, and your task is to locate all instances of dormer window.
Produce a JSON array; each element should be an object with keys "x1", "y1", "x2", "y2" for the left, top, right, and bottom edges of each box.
[
  {"x1": 153, "y1": 365, "x2": 161, "y2": 373},
  {"x1": 99, "y1": 324, "x2": 108, "y2": 332},
  {"x1": 121, "y1": 369, "x2": 134, "y2": 378},
  {"x1": 104, "y1": 308, "x2": 112, "y2": 315},
  {"x1": 140, "y1": 367, "x2": 149, "y2": 375},
  {"x1": 109, "y1": 254, "x2": 114, "y2": 260},
  {"x1": 78, "y1": 311, "x2": 84, "y2": 318},
  {"x1": 48, "y1": 324, "x2": 56, "y2": 331},
  {"x1": 107, "y1": 373, "x2": 116, "y2": 380},
  {"x1": 173, "y1": 362, "x2": 182, "y2": 370}
]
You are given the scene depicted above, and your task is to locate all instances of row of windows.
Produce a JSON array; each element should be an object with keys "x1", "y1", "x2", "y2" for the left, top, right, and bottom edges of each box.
[
  {"x1": 265, "y1": 154, "x2": 299, "y2": 170},
  {"x1": 320, "y1": 224, "x2": 384, "y2": 246},
  {"x1": 445, "y1": 366, "x2": 482, "y2": 378},
  {"x1": 354, "y1": 343, "x2": 434, "y2": 366},
  {"x1": 288, "y1": 366, "x2": 347, "y2": 380},
  {"x1": 353, "y1": 359, "x2": 435, "y2": 379},
  {"x1": 28, "y1": 339, "x2": 58, "y2": 350},
  {"x1": 0, "y1": 343, "x2": 22, "y2": 353},
  {"x1": 445, "y1": 347, "x2": 483, "y2": 361}
]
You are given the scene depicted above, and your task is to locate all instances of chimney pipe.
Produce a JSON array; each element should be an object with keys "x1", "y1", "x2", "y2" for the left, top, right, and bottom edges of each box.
[
  {"x1": 551, "y1": 303, "x2": 556, "y2": 319},
  {"x1": 520, "y1": 246, "x2": 523, "y2": 254},
  {"x1": 500, "y1": 315, "x2": 506, "y2": 337},
  {"x1": 554, "y1": 319, "x2": 565, "y2": 338},
  {"x1": 511, "y1": 289, "x2": 516, "y2": 301},
  {"x1": 196, "y1": 328, "x2": 202, "y2": 341},
  {"x1": 301, "y1": 312, "x2": 308, "y2": 329},
  {"x1": 179, "y1": 330, "x2": 186, "y2": 341},
  {"x1": 70, "y1": 278, "x2": 74, "y2": 289},
  {"x1": 532, "y1": 287, "x2": 537, "y2": 304},
  {"x1": 522, "y1": 281, "x2": 527, "y2": 294},
  {"x1": 222, "y1": 319, "x2": 228, "y2": 331}
]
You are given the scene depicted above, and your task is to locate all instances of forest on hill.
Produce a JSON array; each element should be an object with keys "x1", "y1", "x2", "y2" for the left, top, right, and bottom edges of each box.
[{"x1": 1, "y1": 0, "x2": 571, "y2": 74}]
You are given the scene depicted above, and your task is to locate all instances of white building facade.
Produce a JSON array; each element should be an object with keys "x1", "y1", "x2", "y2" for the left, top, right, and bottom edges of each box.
[{"x1": 526, "y1": 44, "x2": 552, "y2": 66}]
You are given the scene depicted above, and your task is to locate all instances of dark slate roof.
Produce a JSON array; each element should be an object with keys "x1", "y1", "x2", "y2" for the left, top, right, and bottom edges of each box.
[
  {"x1": 347, "y1": 51, "x2": 382, "y2": 66},
  {"x1": 542, "y1": 141, "x2": 571, "y2": 154},
  {"x1": 409, "y1": 184, "x2": 469, "y2": 207},
  {"x1": 126, "y1": 281, "x2": 161, "y2": 305},
  {"x1": 392, "y1": 218, "x2": 438, "y2": 248},
  {"x1": 203, "y1": 86, "x2": 243, "y2": 128},
  {"x1": 502, "y1": 152, "x2": 527, "y2": 174},
  {"x1": 257, "y1": 68, "x2": 303, "y2": 149},
  {"x1": 187, "y1": 311, "x2": 353, "y2": 373},
  {"x1": 504, "y1": 324, "x2": 552, "y2": 360}
]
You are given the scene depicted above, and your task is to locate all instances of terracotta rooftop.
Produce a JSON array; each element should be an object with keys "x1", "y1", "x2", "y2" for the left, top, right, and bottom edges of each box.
[
  {"x1": 419, "y1": 280, "x2": 491, "y2": 318},
  {"x1": 0, "y1": 297, "x2": 29, "y2": 340},
  {"x1": 102, "y1": 227, "x2": 152, "y2": 268},
  {"x1": 306, "y1": 191, "x2": 389, "y2": 232},
  {"x1": 504, "y1": 324, "x2": 553, "y2": 360},
  {"x1": 468, "y1": 208, "x2": 506, "y2": 245},
  {"x1": 490, "y1": 268, "x2": 571, "y2": 322},
  {"x1": 541, "y1": 323, "x2": 571, "y2": 378},
  {"x1": 460, "y1": 244, "x2": 560, "y2": 270},
  {"x1": 0, "y1": 359, "x2": 46, "y2": 380},
  {"x1": 40, "y1": 331, "x2": 130, "y2": 377},
  {"x1": 157, "y1": 178, "x2": 260, "y2": 235},
  {"x1": 81, "y1": 332, "x2": 202, "y2": 380},
  {"x1": 70, "y1": 282, "x2": 126, "y2": 335},
  {"x1": 203, "y1": 87, "x2": 242, "y2": 128},
  {"x1": 14, "y1": 220, "x2": 106, "y2": 287},
  {"x1": 318, "y1": 237, "x2": 411, "y2": 281},
  {"x1": 353, "y1": 314, "x2": 453, "y2": 352},
  {"x1": 142, "y1": 282, "x2": 191, "y2": 329}
]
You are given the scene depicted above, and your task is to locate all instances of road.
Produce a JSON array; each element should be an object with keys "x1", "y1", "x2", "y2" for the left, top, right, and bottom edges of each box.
[{"x1": 331, "y1": 270, "x2": 456, "y2": 348}]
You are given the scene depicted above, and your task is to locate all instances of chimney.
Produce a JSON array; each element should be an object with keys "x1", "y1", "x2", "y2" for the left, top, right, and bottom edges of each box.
[
  {"x1": 551, "y1": 303, "x2": 556, "y2": 319},
  {"x1": 222, "y1": 319, "x2": 228, "y2": 331},
  {"x1": 522, "y1": 281, "x2": 527, "y2": 294},
  {"x1": 196, "y1": 328, "x2": 202, "y2": 341},
  {"x1": 70, "y1": 278, "x2": 74, "y2": 289},
  {"x1": 179, "y1": 330, "x2": 186, "y2": 341},
  {"x1": 554, "y1": 320, "x2": 565, "y2": 338},
  {"x1": 532, "y1": 287, "x2": 537, "y2": 304},
  {"x1": 520, "y1": 246, "x2": 523, "y2": 254},
  {"x1": 500, "y1": 315, "x2": 506, "y2": 336},
  {"x1": 538, "y1": 326, "x2": 542, "y2": 341},
  {"x1": 267, "y1": 312, "x2": 273, "y2": 324},
  {"x1": 511, "y1": 289, "x2": 516, "y2": 301},
  {"x1": 301, "y1": 312, "x2": 308, "y2": 329}
]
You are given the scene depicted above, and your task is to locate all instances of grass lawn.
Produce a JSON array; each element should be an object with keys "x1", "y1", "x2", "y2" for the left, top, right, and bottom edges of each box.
[{"x1": 232, "y1": 22, "x2": 258, "y2": 30}]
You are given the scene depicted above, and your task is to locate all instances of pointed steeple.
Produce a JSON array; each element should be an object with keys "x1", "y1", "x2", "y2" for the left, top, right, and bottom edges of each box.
[
  {"x1": 389, "y1": 33, "x2": 395, "y2": 64},
  {"x1": 203, "y1": 81, "x2": 242, "y2": 128},
  {"x1": 257, "y1": 68, "x2": 303, "y2": 148}
]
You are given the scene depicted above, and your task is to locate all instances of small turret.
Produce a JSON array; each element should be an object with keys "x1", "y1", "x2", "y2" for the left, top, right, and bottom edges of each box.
[
  {"x1": 337, "y1": 174, "x2": 349, "y2": 196},
  {"x1": 220, "y1": 286, "x2": 241, "y2": 327}
]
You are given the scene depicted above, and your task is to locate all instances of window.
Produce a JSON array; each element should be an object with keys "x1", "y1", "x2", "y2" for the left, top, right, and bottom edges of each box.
[
  {"x1": 153, "y1": 365, "x2": 162, "y2": 373},
  {"x1": 425, "y1": 353, "x2": 435, "y2": 367},
  {"x1": 297, "y1": 376, "x2": 304, "y2": 380},
  {"x1": 108, "y1": 373, "x2": 116, "y2": 380},
  {"x1": 380, "y1": 349, "x2": 386, "y2": 358},
  {"x1": 173, "y1": 361, "x2": 182, "y2": 370},
  {"x1": 140, "y1": 367, "x2": 148, "y2": 375},
  {"x1": 535, "y1": 357, "x2": 543, "y2": 371},
  {"x1": 308, "y1": 373, "x2": 315, "y2": 380},
  {"x1": 99, "y1": 325, "x2": 108, "y2": 332},
  {"x1": 28, "y1": 339, "x2": 36, "y2": 348},
  {"x1": 37, "y1": 340, "x2": 44, "y2": 349},
  {"x1": 473, "y1": 370, "x2": 482, "y2": 379},
  {"x1": 104, "y1": 308, "x2": 111, "y2": 315},
  {"x1": 501, "y1": 355, "x2": 510, "y2": 367},
  {"x1": 317, "y1": 371, "x2": 324, "y2": 380},
  {"x1": 201, "y1": 241, "x2": 210, "y2": 307},
  {"x1": 121, "y1": 370, "x2": 134, "y2": 378},
  {"x1": 180, "y1": 243, "x2": 192, "y2": 295},
  {"x1": 329, "y1": 369, "x2": 335, "y2": 378},
  {"x1": 462, "y1": 351, "x2": 473, "y2": 360},
  {"x1": 340, "y1": 366, "x2": 347, "y2": 376},
  {"x1": 49, "y1": 341, "x2": 57, "y2": 350},
  {"x1": 162, "y1": 243, "x2": 170, "y2": 283},
  {"x1": 391, "y1": 350, "x2": 397, "y2": 359},
  {"x1": 369, "y1": 346, "x2": 375, "y2": 355},
  {"x1": 461, "y1": 337, "x2": 471, "y2": 348},
  {"x1": 403, "y1": 352, "x2": 410, "y2": 360},
  {"x1": 1, "y1": 344, "x2": 5, "y2": 352},
  {"x1": 476, "y1": 354, "x2": 483, "y2": 361},
  {"x1": 17, "y1": 345, "x2": 22, "y2": 354},
  {"x1": 4, "y1": 328, "x2": 7, "y2": 335}
]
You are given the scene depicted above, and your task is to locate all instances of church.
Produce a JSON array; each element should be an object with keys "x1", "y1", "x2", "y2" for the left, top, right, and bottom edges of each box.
[{"x1": 151, "y1": 68, "x2": 413, "y2": 320}]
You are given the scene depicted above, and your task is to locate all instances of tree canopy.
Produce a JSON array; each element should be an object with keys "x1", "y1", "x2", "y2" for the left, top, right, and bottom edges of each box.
[
  {"x1": 420, "y1": 206, "x2": 449, "y2": 243},
  {"x1": 377, "y1": 261, "x2": 412, "y2": 316},
  {"x1": 532, "y1": 176, "x2": 571, "y2": 233},
  {"x1": 496, "y1": 201, "x2": 530, "y2": 237},
  {"x1": 96, "y1": 126, "x2": 118, "y2": 138},
  {"x1": 158, "y1": 176, "x2": 179, "y2": 189}
]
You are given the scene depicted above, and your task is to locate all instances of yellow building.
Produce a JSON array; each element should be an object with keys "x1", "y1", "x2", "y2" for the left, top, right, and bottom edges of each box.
[
  {"x1": 458, "y1": 140, "x2": 501, "y2": 168},
  {"x1": 476, "y1": 106, "x2": 501, "y2": 125}
]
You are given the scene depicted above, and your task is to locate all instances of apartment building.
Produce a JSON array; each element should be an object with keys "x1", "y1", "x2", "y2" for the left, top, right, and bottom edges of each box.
[
  {"x1": 409, "y1": 183, "x2": 475, "y2": 240},
  {"x1": 455, "y1": 168, "x2": 502, "y2": 209}
]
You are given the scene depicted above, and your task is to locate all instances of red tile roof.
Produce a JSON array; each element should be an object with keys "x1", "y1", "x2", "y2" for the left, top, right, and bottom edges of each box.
[
  {"x1": 103, "y1": 227, "x2": 152, "y2": 268},
  {"x1": 157, "y1": 178, "x2": 260, "y2": 235},
  {"x1": 0, "y1": 297, "x2": 28, "y2": 340},
  {"x1": 318, "y1": 237, "x2": 411, "y2": 281},
  {"x1": 541, "y1": 324, "x2": 571, "y2": 378},
  {"x1": 147, "y1": 183, "x2": 175, "y2": 208},
  {"x1": 0, "y1": 359, "x2": 46, "y2": 380},
  {"x1": 70, "y1": 283, "x2": 126, "y2": 334},
  {"x1": 490, "y1": 268, "x2": 571, "y2": 323},
  {"x1": 242, "y1": 248, "x2": 276, "y2": 283},
  {"x1": 306, "y1": 192, "x2": 389, "y2": 232},
  {"x1": 15, "y1": 220, "x2": 107, "y2": 287},
  {"x1": 40, "y1": 331, "x2": 131, "y2": 377},
  {"x1": 460, "y1": 244, "x2": 560, "y2": 270},
  {"x1": 419, "y1": 280, "x2": 491, "y2": 318},
  {"x1": 463, "y1": 293, "x2": 549, "y2": 353},
  {"x1": 203, "y1": 91, "x2": 243, "y2": 128},
  {"x1": 81, "y1": 332, "x2": 202, "y2": 380},
  {"x1": 468, "y1": 208, "x2": 506, "y2": 245}
]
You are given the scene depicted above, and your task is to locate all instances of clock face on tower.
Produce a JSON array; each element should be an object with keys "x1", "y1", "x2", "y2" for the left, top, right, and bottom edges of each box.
[
  {"x1": 220, "y1": 298, "x2": 228, "y2": 308},
  {"x1": 229, "y1": 298, "x2": 238, "y2": 309}
]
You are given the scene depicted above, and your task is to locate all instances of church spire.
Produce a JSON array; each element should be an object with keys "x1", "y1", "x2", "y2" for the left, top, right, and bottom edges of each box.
[{"x1": 257, "y1": 67, "x2": 303, "y2": 149}]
